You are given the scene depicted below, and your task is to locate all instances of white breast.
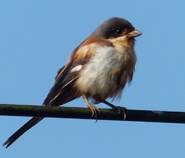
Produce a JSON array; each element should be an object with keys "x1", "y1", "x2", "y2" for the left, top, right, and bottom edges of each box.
[{"x1": 76, "y1": 45, "x2": 136, "y2": 101}]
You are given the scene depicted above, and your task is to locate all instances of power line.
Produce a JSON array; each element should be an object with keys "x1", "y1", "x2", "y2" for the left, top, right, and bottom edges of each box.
[{"x1": 1, "y1": 104, "x2": 185, "y2": 124}]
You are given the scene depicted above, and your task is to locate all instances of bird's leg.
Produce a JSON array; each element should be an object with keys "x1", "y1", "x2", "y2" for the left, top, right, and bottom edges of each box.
[
  {"x1": 82, "y1": 95, "x2": 100, "y2": 120},
  {"x1": 103, "y1": 101, "x2": 127, "y2": 120}
]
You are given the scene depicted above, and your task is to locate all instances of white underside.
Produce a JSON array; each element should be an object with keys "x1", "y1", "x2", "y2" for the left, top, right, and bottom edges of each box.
[{"x1": 75, "y1": 44, "x2": 136, "y2": 101}]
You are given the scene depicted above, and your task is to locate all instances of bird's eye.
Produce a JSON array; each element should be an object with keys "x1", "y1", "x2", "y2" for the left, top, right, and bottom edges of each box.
[{"x1": 116, "y1": 29, "x2": 122, "y2": 34}]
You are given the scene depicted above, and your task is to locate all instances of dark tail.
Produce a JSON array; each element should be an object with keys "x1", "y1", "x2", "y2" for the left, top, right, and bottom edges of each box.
[{"x1": 3, "y1": 117, "x2": 44, "y2": 148}]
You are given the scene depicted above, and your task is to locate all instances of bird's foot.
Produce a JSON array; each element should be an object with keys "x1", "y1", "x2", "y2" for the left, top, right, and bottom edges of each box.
[
  {"x1": 103, "y1": 101, "x2": 127, "y2": 120},
  {"x1": 88, "y1": 104, "x2": 100, "y2": 120},
  {"x1": 82, "y1": 95, "x2": 100, "y2": 121},
  {"x1": 113, "y1": 106, "x2": 127, "y2": 120}
]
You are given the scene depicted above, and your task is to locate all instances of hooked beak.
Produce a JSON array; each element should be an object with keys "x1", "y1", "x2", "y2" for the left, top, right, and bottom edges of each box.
[{"x1": 128, "y1": 30, "x2": 142, "y2": 38}]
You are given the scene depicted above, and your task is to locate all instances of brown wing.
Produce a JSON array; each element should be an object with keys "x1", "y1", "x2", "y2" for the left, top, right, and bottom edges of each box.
[
  {"x1": 43, "y1": 63, "x2": 81, "y2": 106},
  {"x1": 3, "y1": 36, "x2": 110, "y2": 148},
  {"x1": 43, "y1": 36, "x2": 112, "y2": 106}
]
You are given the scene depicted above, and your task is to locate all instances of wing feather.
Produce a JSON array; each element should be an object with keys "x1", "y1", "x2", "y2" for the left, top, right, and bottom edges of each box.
[
  {"x1": 43, "y1": 63, "x2": 81, "y2": 106},
  {"x1": 43, "y1": 36, "x2": 112, "y2": 106}
]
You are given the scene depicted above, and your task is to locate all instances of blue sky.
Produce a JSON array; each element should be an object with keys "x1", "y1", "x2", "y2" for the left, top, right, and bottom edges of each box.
[{"x1": 1, "y1": 1, "x2": 185, "y2": 157}]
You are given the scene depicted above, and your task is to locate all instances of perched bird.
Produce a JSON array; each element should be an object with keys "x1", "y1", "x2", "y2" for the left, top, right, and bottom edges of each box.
[{"x1": 3, "y1": 17, "x2": 141, "y2": 148}]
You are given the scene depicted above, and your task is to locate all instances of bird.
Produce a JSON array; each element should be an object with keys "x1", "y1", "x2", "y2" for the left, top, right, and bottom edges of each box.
[{"x1": 3, "y1": 17, "x2": 142, "y2": 148}]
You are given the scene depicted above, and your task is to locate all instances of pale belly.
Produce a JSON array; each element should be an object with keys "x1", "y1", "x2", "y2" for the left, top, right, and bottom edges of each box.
[{"x1": 75, "y1": 46, "x2": 135, "y2": 101}]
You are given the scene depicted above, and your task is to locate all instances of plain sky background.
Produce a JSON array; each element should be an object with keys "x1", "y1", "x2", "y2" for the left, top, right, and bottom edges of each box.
[{"x1": 1, "y1": 1, "x2": 185, "y2": 158}]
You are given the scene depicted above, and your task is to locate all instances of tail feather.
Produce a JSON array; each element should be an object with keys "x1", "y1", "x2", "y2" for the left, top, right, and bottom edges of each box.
[
  {"x1": 3, "y1": 117, "x2": 44, "y2": 148},
  {"x1": 3, "y1": 65, "x2": 79, "y2": 148}
]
